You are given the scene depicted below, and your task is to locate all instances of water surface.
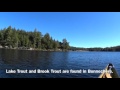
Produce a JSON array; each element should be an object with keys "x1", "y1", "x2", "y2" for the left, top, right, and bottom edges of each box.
[{"x1": 0, "y1": 49, "x2": 120, "y2": 78}]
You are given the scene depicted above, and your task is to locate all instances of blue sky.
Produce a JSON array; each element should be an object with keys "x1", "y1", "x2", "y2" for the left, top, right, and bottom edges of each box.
[{"x1": 0, "y1": 12, "x2": 120, "y2": 48}]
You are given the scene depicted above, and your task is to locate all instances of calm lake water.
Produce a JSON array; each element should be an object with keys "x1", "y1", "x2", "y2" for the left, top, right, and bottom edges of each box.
[{"x1": 0, "y1": 48, "x2": 120, "y2": 78}]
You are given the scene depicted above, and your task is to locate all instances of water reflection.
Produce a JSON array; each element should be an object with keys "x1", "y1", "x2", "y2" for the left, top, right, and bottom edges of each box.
[{"x1": 1, "y1": 49, "x2": 20, "y2": 64}]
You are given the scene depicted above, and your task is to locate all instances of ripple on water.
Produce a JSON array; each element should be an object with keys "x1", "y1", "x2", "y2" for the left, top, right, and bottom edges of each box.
[{"x1": 0, "y1": 49, "x2": 120, "y2": 78}]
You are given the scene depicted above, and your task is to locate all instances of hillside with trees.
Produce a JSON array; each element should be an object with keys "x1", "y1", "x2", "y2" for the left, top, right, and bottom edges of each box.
[{"x1": 0, "y1": 26, "x2": 70, "y2": 51}]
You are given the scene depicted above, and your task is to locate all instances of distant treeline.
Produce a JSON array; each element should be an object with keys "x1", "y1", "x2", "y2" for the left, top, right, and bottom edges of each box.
[
  {"x1": 0, "y1": 26, "x2": 69, "y2": 51},
  {"x1": 69, "y1": 46, "x2": 120, "y2": 51}
]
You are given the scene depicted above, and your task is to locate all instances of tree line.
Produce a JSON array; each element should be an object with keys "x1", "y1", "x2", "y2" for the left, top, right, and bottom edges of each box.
[
  {"x1": 69, "y1": 46, "x2": 120, "y2": 51},
  {"x1": 1, "y1": 26, "x2": 120, "y2": 52},
  {"x1": 0, "y1": 26, "x2": 70, "y2": 51}
]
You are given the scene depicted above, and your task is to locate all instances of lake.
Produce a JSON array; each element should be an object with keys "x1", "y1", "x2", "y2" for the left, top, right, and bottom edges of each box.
[{"x1": 0, "y1": 48, "x2": 120, "y2": 78}]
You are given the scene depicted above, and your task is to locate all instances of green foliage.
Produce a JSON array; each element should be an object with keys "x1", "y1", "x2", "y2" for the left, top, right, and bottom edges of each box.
[
  {"x1": 62, "y1": 38, "x2": 69, "y2": 51},
  {"x1": 0, "y1": 26, "x2": 70, "y2": 51}
]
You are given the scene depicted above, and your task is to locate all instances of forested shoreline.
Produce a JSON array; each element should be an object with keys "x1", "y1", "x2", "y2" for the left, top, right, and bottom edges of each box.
[
  {"x1": 0, "y1": 26, "x2": 120, "y2": 52},
  {"x1": 69, "y1": 46, "x2": 120, "y2": 51},
  {"x1": 0, "y1": 26, "x2": 70, "y2": 51}
]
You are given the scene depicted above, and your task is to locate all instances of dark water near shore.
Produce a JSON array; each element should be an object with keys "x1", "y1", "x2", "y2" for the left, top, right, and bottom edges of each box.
[{"x1": 0, "y1": 48, "x2": 120, "y2": 78}]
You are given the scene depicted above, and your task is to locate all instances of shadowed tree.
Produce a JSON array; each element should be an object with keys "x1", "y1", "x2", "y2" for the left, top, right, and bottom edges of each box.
[{"x1": 62, "y1": 38, "x2": 69, "y2": 51}]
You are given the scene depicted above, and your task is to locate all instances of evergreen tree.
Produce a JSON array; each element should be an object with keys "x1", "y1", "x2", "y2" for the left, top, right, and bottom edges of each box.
[
  {"x1": 62, "y1": 38, "x2": 69, "y2": 51},
  {"x1": 0, "y1": 26, "x2": 70, "y2": 51}
]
